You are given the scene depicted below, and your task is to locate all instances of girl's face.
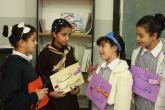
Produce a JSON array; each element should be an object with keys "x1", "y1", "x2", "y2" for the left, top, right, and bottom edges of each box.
[
  {"x1": 21, "y1": 32, "x2": 36, "y2": 55},
  {"x1": 53, "y1": 27, "x2": 72, "y2": 47},
  {"x1": 99, "y1": 41, "x2": 117, "y2": 62},
  {"x1": 136, "y1": 26, "x2": 157, "y2": 49}
]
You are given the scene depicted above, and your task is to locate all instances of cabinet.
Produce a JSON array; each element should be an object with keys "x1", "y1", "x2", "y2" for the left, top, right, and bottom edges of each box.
[{"x1": 36, "y1": 0, "x2": 95, "y2": 109}]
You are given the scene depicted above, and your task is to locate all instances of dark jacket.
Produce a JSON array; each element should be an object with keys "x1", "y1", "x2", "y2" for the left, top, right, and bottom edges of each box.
[{"x1": 0, "y1": 55, "x2": 38, "y2": 110}]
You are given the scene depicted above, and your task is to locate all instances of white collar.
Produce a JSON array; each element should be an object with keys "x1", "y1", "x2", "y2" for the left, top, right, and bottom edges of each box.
[
  {"x1": 12, "y1": 50, "x2": 32, "y2": 62},
  {"x1": 100, "y1": 58, "x2": 120, "y2": 70},
  {"x1": 141, "y1": 40, "x2": 163, "y2": 57}
]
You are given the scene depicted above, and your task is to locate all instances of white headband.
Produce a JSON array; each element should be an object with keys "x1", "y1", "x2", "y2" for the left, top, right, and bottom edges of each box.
[{"x1": 18, "y1": 22, "x2": 31, "y2": 39}]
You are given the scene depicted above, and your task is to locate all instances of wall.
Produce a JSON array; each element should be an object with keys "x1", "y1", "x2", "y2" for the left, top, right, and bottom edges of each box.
[{"x1": 0, "y1": 0, "x2": 36, "y2": 18}]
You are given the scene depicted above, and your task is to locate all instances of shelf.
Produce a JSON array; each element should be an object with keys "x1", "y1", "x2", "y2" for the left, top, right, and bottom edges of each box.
[
  {"x1": 0, "y1": 46, "x2": 13, "y2": 50},
  {"x1": 39, "y1": 32, "x2": 92, "y2": 39}
]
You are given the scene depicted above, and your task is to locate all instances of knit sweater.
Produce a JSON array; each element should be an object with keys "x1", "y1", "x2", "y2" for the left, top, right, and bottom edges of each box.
[{"x1": 0, "y1": 55, "x2": 38, "y2": 110}]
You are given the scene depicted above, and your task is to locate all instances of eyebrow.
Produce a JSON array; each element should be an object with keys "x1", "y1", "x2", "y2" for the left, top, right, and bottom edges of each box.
[
  {"x1": 136, "y1": 33, "x2": 143, "y2": 35},
  {"x1": 100, "y1": 42, "x2": 106, "y2": 45},
  {"x1": 61, "y1": 32, "x2": 71, "y2": 34}
]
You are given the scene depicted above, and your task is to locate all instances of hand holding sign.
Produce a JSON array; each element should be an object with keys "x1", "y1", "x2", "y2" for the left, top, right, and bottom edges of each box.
[
  {"x1": 70, "y1": 86, "x2": 80, "y2": 95},
  {"x1": 148, "y1": 79, "x2": 160, "y2": 85},
  {"x1": 49, "y1": 91, "x2": 65, "y2": 99}
]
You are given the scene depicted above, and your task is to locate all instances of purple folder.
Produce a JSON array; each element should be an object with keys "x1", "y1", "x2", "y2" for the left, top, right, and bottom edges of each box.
[
  {"x1": 130, "y1": 65, "x2": 160, "y2": 102},
  {"x1": 86, "y1": 73, "x2": 112, "y2": 110}
]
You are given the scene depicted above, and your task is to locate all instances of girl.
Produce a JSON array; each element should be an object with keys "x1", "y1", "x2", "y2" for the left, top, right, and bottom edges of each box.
[
  {"x1": 88, "y1": 32, "x2": 133, "y2": 110},
  {"x1": 0, "y1": 23, "x2": 48, "y2": 110},
  {"x1": 36, "y1": 18, "x2": 80, "y2": 110},
  {"x1": 131, "y1": 14, "x2": 165, "y2": 110}
]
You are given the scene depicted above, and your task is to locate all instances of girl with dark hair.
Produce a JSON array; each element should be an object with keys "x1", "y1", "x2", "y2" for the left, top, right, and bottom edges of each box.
[
  {"x1": 88, "y1": 32, "x2": 133, "y2": 110},
  {"x1": 36, "y1": 18, "x2": 80, "y2": 110},
  {"x1": 0, "y1": 23, "x2": 48, "y2": 110},
  {"x1": 131, "y1": 13, "x2": 165, "y2": 110}
]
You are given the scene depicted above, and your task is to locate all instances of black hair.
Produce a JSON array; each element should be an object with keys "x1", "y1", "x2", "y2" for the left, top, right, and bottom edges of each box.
[
  {"x1": 97, "y1": 33, "x2": 126, "y2": 60},
  {"x1": 2, "y1": 24, "x2": 36, "y2": 48},
  {"x1": 136, "y1": 13, "x2": 165, "y2": 37},
  {"x1": 51, "y1": 18, "x2": 72, "y2": 42}
]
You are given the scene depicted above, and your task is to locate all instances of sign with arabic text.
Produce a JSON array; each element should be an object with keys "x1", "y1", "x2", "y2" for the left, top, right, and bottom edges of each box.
[
  {"x1": 50, "y1": 63, "x2": 84, "y2": 93},
  {"x1": 86, "y1": 73, "x2": 112, "y2": 110},
  {"x1": 130, "y1": 65, "x2": 160, "y2": 102}
]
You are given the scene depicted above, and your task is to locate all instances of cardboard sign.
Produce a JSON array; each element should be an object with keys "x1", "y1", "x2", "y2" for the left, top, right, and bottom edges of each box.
[
  {"x1": 130, "y1": 65, "x2": 160, "y2": 102},
  {"x1": 50, "y1": 63, "x2": 84, "y2": 93},
  {"x1": 86, "y1": 73, "x2": 112, "y2": 110}
]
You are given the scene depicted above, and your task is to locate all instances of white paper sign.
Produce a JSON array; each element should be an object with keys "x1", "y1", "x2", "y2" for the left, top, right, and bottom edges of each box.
[{"x1": 50, "y1": 63, "x2": 84, "y2": 93}]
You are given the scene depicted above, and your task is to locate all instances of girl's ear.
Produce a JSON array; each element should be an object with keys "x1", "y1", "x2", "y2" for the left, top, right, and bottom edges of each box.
[
  {"x1": 112, "y1": 45, "x2": 118, "y2": 52},
  {"x1": 17, "y1": 39, "x2": 25, "y2": 48},
  {"x1": 53, "y1": 32, "x2": 56, "y2": 38},
  {"x1": 152, "y1": 33, "x2": 158, "y2": 39}
]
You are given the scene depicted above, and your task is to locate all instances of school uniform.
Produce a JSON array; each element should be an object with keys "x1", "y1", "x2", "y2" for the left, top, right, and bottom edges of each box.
[
  {"x1": 131, "y1": 39, "x2": 165, "y2": 110},
  {"x1": 36, "y1": 43, "x2": 80, "y2": 110},
  {"x1": 0, "y1": 50, "x2": 38, "y2": 110},
  {"x1": 155, "y1": 67, "x2": 165, "y2": 110},
  {"x1": 90, "y1": 58, "x2": 133, "y2": 110}
]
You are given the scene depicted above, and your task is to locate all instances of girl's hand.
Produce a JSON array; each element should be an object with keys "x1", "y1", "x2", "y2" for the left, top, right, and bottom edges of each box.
[
  {"x1": 87, "y1": 64, "x2": 98, "y2": 74},
  {"x1": 70, "y1": 86, "x2": 80, "y2": 95},
  {"x1": 35, "y1": 88, "x2": 48, "y2": 100},
  {"x1": 149, "y1": 79, "x2": 159, "y2": 85},
  {"x1": 49, "y1": 91, "x2": 65, "y2": 99}
]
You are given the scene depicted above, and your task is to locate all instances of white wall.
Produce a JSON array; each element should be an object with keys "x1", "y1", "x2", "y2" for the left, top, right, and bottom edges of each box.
[
  {"x1": 0, "y1": 0, "x2": 36, "y2": 17},
  {"x1": 95, "y1": 0, "x2": 113, "y2": 20}
]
